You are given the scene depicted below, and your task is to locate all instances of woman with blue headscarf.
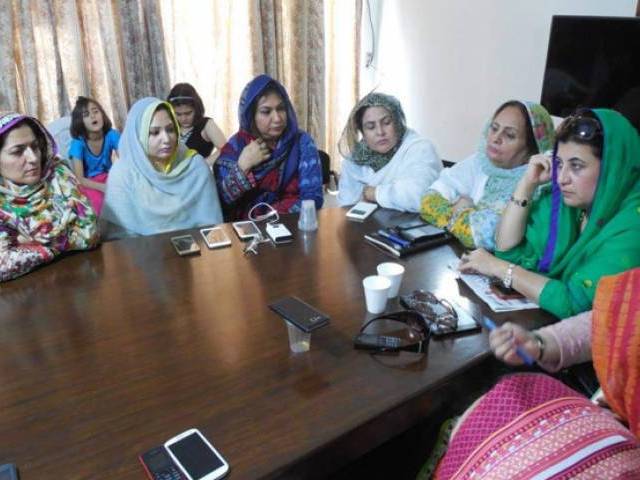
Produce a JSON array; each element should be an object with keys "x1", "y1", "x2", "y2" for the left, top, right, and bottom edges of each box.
[
  {"x1": 215, "y1": 75, "x2": 323, "y2": 219},
  {"x1": 101, "y1": 97, "x2": 223, "y2": 239}
]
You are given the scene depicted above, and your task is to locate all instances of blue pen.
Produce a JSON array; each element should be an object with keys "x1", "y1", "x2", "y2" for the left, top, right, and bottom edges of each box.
[
  {"x1": 482, "y1": 317, "x2": 534, "y2": 366},
  {"x1": 377, "y1": 230, "x2": 410, "y2": 248}
]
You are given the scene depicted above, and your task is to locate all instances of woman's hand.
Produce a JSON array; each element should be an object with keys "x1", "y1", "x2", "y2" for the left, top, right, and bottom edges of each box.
[
  {"x1": 363, "y1": 186, "x2": 376, "y2": 203},
  {"x1": 238, "y1": 139, "x2": 270, "y2": 173},
  {"x1": 522, "y1": 153, "x2": 553, "y2": 187},
  {"x1": 458, "y1": 248, "x2": 506, "y2": 278},
  {"x1": 452, "y1": 195, "x2": 474, "y2": 214},
  {"x1": 489, "y1": 322, "x2": 540, "y2": 366}
]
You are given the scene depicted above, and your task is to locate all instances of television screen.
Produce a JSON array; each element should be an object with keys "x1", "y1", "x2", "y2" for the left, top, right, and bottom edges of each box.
[{"x1": 541, "y1": 15, "x2": 640, "y2": 130}]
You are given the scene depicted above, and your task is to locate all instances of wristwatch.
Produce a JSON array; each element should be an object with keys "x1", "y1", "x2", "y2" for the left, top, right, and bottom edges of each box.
[{"x1": 503, "y1": 263, "x2": 515, "y2": 289}]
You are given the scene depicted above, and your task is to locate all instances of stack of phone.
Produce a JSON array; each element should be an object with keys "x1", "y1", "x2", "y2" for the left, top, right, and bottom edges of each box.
[{"x1": 140, "y1": 428, "x2": 229, "y2": 480}]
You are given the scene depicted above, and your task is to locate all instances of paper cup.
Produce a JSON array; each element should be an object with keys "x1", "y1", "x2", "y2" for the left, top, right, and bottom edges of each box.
[
  {"x1": 362, "y1": 275, "x2": 392, "y2": 313},
  {"x1": 376, "y1": 262, "x2": 405, "y2": 298}
]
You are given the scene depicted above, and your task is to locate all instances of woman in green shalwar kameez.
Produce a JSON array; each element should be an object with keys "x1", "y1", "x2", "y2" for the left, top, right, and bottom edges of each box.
[{"x1": 458, "y1": 109, "x2": 640, "y2": 318}]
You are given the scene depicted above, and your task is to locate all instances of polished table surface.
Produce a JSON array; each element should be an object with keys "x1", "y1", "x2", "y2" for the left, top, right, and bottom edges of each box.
[{"x1": 0, "y1": 207, "x2": 552, "y2": 479}]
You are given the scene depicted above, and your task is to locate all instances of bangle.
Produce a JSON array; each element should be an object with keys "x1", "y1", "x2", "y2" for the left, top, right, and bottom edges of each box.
[
  {"x1": 510, "y1": 195, "x2": 529, "y2": 207},
  {"x1": 503, "y1": 263, "x2": 515, "y2": 289},
  {"x1": 532, "y1": 332, "x2": 545, "y2": 361}
]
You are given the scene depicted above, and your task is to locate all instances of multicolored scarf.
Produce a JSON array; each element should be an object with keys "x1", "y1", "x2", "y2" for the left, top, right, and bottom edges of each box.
[
  {"x1": 0, "y1": 113, "x2": 98, "y2": 282},
  {"x1": 347, "y1": 92, "x2": 407, "y2": 172},
  {"x1": 592, "y1": 268, "x2": 640, "y2": 437}
]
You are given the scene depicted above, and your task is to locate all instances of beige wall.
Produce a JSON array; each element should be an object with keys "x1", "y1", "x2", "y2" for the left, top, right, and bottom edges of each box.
[{"x1": 361, "y1": 0, "x2": 637, "y2": 161}]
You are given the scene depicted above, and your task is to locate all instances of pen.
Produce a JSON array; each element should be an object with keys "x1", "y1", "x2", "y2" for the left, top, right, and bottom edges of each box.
[
  {"x1": 377, "y1": 230, "x2": 410, "y2": 248},
  {"x1": 481, "y1": 317, "x2": 534, "y2": 366}
]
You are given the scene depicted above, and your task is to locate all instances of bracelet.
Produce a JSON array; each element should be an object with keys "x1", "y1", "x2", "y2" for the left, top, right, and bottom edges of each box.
[
  {"x1": 503, "y1": 263, "x2": 515, "y2": 289},
  {"x1": 510, "y1": 195, "x2": 529, "y2": 207},
  {"x1": 532, "y1": 332, "x2": 545, "y2": 362}
]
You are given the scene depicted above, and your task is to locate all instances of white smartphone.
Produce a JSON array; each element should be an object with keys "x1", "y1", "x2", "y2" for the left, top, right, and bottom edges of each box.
[
  {"x1": 170, "y1": 235, "x2": 201, "y2": 256},
  {"x1": 346, "y1": 201, "x2": 378, "y2": 221},
  {"x1": 232, "y1": 220, "x2": 261, "y2": 241},
  {"x1": 164, "y1": 428, "x2": 229, "y2": 480},
  {"x1": 200, "y1": 227, "x2": 231, "y2": 249}
]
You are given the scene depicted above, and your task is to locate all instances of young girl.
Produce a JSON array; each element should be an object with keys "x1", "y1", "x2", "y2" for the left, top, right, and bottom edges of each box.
[
  {"x1": 167, "y1": 83, "x2": 227, "y2": 166},
  {"x1": 68, "y1": 96, "x2": 120, "y2": 214}
]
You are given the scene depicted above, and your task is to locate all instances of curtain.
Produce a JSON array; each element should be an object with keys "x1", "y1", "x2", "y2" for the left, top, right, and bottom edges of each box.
[
  {"x1": 324, "y1": 0, "x2": 361, "y2": 168},
  {"x1": 0, "y1": 0, "x2": 169, "y2": 129},
  {"x1": 250, "y1": 0, "x2": 325, "y2": 149},
  {"x1": 1, "y1": 0, "x2": 360, "y2": 171}
]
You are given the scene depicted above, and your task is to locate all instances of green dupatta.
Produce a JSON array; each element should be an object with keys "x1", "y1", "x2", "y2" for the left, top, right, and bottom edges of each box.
[{"x1": 496, "y1": 109, "x2": 640, "y2": 318}]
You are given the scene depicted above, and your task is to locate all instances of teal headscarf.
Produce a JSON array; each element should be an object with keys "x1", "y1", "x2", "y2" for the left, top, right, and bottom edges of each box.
[{"x1": 350, "y1": 93, "x2": 408, "y2": 172}]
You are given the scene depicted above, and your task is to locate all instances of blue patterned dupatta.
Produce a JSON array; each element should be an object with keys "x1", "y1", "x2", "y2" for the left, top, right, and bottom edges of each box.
[{"x1": 216, "y1": 75, "x2": 323, "y2": 218}]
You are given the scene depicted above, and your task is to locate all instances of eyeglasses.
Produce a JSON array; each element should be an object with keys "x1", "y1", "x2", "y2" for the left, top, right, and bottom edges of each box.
[
  {"x1": 557, "y1": 115, "x2": 603, "y2": 141},
  {"x1": 354, "y1": 311, "x2": 431, "y2": 354},
  {"x1": 399, "y1": 290, "x2": 458, "y2": 335}
]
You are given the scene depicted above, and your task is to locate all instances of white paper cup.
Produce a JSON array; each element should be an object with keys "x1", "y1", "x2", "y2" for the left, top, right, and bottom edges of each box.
[
  {"x1": 362, "y1": 275, "x2": 392, "y2": 313},
  {"x1": 286, "y1": 321, "x2": 311, "y2": 353},
  {"x1": 376, "y1": 262, "x2": 405, "y2": 298}
]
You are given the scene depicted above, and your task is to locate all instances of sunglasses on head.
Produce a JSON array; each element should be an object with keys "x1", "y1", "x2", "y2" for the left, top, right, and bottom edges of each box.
[
  {"x1": 557, "y1": 114, "x2": 603, "y2": 142},
  {"x1": 354, "y1": 310, "x2": 431, "y2": 354}
]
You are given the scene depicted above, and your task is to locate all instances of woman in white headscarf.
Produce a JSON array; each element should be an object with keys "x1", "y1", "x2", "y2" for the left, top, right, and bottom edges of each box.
[{"x1": 101, "y1": 97, "x2": 223, "y2": 239}]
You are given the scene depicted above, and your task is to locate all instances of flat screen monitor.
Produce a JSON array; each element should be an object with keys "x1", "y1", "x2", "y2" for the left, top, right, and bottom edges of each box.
[{"x1": 541, "y1": 15, "x2": 640, "y2": 130}]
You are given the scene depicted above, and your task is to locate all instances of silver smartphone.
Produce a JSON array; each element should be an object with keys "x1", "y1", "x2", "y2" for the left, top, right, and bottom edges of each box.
[
  {"x1": 231, "y1": 221, "x2": 261, "y2": 241},
  {"x1": 170, "y1": 235, "x2": 201, "y2": 256},
  {"x1": 200, "y1": 227, "x2": 231, "y2": 249}
]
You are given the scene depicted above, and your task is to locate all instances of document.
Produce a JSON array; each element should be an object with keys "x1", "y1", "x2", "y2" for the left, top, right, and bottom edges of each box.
[{"x1": 450, "y1": 263, "x2": 539, "y2": 312}]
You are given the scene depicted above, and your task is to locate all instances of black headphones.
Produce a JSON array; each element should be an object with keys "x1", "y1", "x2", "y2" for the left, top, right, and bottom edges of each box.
[{"x1": 353, "y1": 311, "x2": 431, "y2": 354}]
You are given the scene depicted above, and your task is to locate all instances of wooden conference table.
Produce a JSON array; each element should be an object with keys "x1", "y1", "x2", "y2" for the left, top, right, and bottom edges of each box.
[{"x1": 0, "y1": 207, "x2": 552, "y2": 479}]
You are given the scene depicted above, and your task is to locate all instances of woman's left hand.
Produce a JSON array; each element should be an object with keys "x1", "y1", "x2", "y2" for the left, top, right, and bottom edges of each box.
[
  {"x1": 363, "y1": 186, "x2": 376, "y2": 203},
  {"x1": 458, "y1": 248, "x2": 506, "y2": 278},
  {"x1": 452, "y1": 195, "x2": 474, "y2": 214}
]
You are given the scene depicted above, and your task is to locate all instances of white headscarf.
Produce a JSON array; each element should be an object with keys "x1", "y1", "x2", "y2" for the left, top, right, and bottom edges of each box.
[{"x1": 101, "y1": 97, "x2": 222, "y2": 239}]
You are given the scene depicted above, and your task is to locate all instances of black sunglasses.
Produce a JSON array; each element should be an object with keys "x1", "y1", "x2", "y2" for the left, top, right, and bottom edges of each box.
[
  {"x1": 557, "y1": 115, "x2": 603, "y2": 141},
  {"x1": 354, "y1": 310, "x2": 431, "y2": 354},
  {"x1": 399, "y1": 290, "x2": 459, "y2": 335}
]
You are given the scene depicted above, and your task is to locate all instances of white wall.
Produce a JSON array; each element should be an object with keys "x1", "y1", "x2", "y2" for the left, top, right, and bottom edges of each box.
[{"x1": 361, "y1": 0, "x2": 637, "y2": 161}]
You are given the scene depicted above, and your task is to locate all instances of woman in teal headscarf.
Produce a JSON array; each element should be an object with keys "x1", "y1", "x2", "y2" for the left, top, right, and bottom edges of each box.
[
  {"x1": 101, "y1": 97, "x2": 223, "y2": 239},
  {"x1": 459, "y1": 109, "x2": 640, "y2": 318}
]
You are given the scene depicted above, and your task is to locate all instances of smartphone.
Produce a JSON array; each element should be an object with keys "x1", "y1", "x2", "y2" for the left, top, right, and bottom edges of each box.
[
  {"x1": 346, "y1": 201, "x2": 378, "y2": 221},
  {"x1": 269, "y1": 296, "x2": 330, "y2": 333},
  {"x1": 139, "y1": 446, "x2": 186, "y2": 480},
  {"x1": 489, "y1": 278, "x2": 525, "y2": 300},
  {"x1": 171, "y1": 235, "x2": 201, "y2": 256},
  {"x1": 164, "y1": 429, "x2": 229, "y2": 480},
  {"x1": 399, "y1": 224, "x2": 447, "y2": 241},
  {"x1": 200, "y1": 227, "x2": 231, "y2": 249},
  {"x1": 232, "y1": 221, "x2": 261, "y2": 241}
]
